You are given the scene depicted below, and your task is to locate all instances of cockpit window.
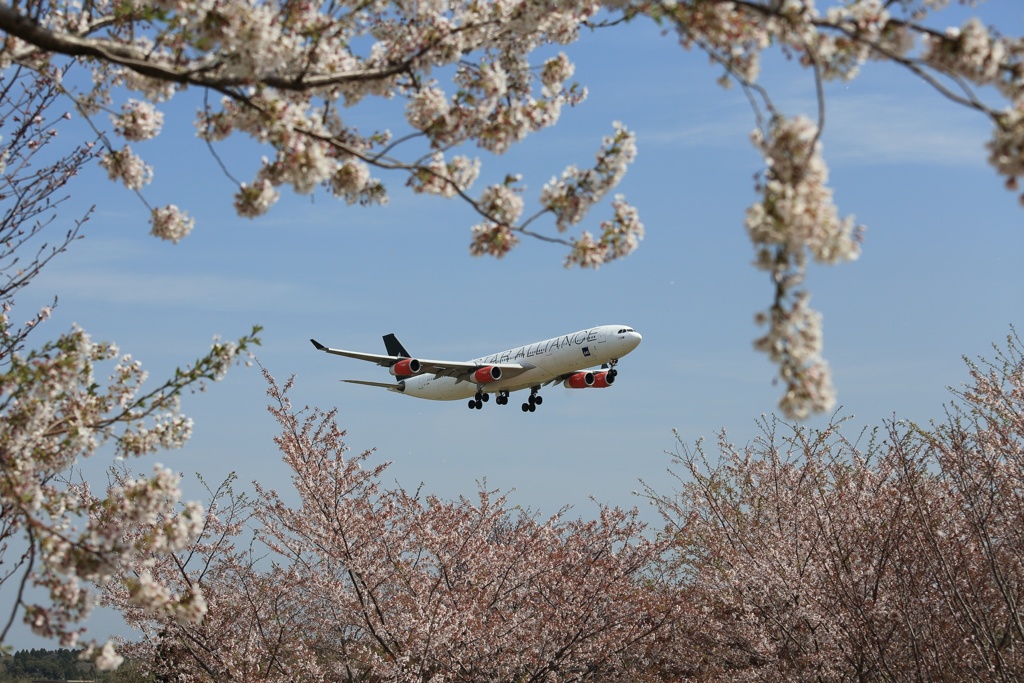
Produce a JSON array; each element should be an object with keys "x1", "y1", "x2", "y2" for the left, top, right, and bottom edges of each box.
[{"x1": 616, "y1": 328, "x2": 635, "y2": 334}]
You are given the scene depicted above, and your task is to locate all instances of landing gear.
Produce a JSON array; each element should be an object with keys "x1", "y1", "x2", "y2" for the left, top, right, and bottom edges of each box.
[
  {"x1": 467, "y1": 387, "x2": 545, "y2": 412},
  {"x1": 521, "y1": 387, "x2": 542, "y2": 412},
  {"x1": 467, "y1": 390, "x2": 491, "y2": 410},
  {"x1": 604, "y1": 358, "x2": 619, "y2": 380}
]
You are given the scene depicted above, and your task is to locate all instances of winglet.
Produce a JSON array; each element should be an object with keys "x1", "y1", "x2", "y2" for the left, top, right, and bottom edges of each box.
[{"x1": 310, "y1": 339, "x2": 326, "y2": 351}]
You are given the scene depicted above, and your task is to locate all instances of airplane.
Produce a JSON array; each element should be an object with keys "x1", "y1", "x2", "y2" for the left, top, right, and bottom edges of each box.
[{"x1": 309, "y1": 325, "x2": 642, "y2": 412}]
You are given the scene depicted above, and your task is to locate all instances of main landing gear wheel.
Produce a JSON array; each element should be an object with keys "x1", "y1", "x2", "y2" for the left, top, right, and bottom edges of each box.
[
  {"x1": 468, "y1": 390, "x2": 491, "y2": 410},
  {"x1": 521, "y1": 389, "x2": 542, "y2": 412},
  {"x1": 496, "y1": 391, "x2": 509, "y2": 405}
]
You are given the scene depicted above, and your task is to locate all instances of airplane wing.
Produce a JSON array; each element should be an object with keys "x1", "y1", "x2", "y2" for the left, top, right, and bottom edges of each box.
[
  {"x1": 542, "y1": 366, "x2": 613, "y2": 388},
  {"x1": 310, "y1": 339, "x2": 398, "y2": 366},
  {"x1": 422, "y1": 360, "x2": 534, "y2": 382},
  {"x1": 311, "y1": 339, "x2": 533, "y2": 383}
]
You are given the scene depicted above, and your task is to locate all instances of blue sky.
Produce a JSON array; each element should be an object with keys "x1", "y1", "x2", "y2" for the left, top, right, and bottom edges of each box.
[{"x1": 9, "y1": 0, "x2": 1024, "y2": 646}]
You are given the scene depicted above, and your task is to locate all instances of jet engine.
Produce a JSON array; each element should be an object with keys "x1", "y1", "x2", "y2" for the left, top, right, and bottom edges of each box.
[
  {"x1": 563, "y1": 371, "x2": 595, "y2": 389},
  {"x1": 471, "y1": 366, "x2": 502, "y2": 383},
  {"x1": 389, "y1": 358, "x2": 422, "y2": 376},
  {"x1": 592, "y1": 371, "x2": 616, "y2": 388}
]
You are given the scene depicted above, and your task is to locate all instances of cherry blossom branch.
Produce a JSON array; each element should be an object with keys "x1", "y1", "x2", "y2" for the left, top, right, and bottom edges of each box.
[{"x1": 0, "y1": 4, "x2": 414, "y2": 90}]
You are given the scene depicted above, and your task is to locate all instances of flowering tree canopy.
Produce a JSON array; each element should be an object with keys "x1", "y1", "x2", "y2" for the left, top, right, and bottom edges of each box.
[
  {"x1": 646, "y1": 328, "x2": 1024, "y2": 680},
  {"x1": 2, "y1": 0, "x2": 1021, "y2": 417},
  {"x1": 0, "y1": 317, "x2": 259, "y2": 663},
  {"x1": 100, "y1": 371, "x2": 681, "y2": 682}
]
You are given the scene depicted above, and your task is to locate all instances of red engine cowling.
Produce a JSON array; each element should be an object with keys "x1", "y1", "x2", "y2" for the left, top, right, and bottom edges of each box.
[
  {"x1": 471, "y1": 366, "x2": 502, "y2": 383},
  {"x1": 591, "y1": 371, "x2": 616, "y2": 388},
  {"x1": 389, "y1": 358, "x2": 422, "y2": 376},
  {"x1": 562, "y1": 371, "x2": 595, "y2": 389}
]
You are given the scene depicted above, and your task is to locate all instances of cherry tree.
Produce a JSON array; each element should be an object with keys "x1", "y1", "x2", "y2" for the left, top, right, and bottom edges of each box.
[
  {"x1": 910, "y1": 328, "x2": 1024, "y2": 680},
  {"x1": 0, "y1": 315, "x2": 260, "y2": 663},
  {"x1": 646, "y1": 329, "x2": 1024, "y2": 681},
  {"x1": 100, "y1": 371, "x2": 681, "y2": 682},
  {"x1": 0, "y1": 65, "x2": 260, "y2": 664}
]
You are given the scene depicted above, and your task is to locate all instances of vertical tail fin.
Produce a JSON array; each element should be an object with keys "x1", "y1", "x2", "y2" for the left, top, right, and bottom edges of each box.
[{"x1": 383, "y1": 334, "x2": 411, "y2": 358}]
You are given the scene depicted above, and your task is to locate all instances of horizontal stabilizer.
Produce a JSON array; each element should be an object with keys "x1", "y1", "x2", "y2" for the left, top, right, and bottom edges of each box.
[{"x1": 343, "y1": 379, "x2": 404, "y2": 392}]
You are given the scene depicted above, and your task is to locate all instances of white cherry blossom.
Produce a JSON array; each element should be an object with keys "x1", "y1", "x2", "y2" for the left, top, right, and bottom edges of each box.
[{"x1": 149, "y1": 204, "x2": 195, "y2": 244}]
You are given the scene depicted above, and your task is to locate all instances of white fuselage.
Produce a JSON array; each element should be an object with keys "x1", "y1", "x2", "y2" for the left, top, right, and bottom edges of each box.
[{"x1": 399, "y1": 325, "x2": 642, "y2": 401}]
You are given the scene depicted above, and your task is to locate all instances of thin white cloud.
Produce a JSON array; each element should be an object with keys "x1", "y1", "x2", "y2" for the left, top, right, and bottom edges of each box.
[
  {"x1": 822, "y1": 92, "x2": 989, "y2": 166},
  {"x1": 33, "y1": 268, "x2": 306, "y2": 312},
  {"x1": 640, "y1": 113, "x2": 754, "y2": 149},
  {"x1": 641, "y1": 89, "x2": 991, "y2": 168}
]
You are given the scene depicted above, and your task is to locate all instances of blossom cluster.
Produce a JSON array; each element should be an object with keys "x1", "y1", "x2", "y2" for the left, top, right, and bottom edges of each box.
[
  {"x1": 469, "y1": 222, "x2": 520, "y2": 258},
  {"x1": 753, "y1": 293, "x2": 837, "y2": 419},
  {"x1": 746, "y1": 115, "x2": 861, "y2": 271},
  {"x1": 745, "y1": 115, "x2": 858, "y2": 418},
  {"x1": 149, "y1": 204, "x2": 194, "y2": 243},
  {"x1": 541, "y1": 122, "x2": 637, "y2": 231},
  {"x1": 467, "y1": 180, "x2": 526, "y2": 258},
  {"x1": 564, "y1": 195, "x2": 645, "y2": 268},
  {"x1": 111, "y1": 100, "x2": 164, "y2": 142},
  {"x1": 233, "y1": 177, "x2": 280, "y2": 218},
  {"x1": 478, "y1": 179, "x2": 525, "y2": 226},
  {"x1": 98, "y1": 146, "x2": 152, "y2": 191},
  {"x1": 407, "y1": 152, "x2": 481, "y2": 198},
  {"x1": 917, "y1": 19, "x2": 1024, "y2": 199},
  {"x1": 922, "y1": 18, "x2": 1010, "y2": 90},
  {"x1": 329, "y1": 160, "x2": 385, "y2": 206}
]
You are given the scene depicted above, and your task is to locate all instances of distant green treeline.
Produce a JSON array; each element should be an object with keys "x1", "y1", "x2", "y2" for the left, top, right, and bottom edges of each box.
[{"x1": 0, "y1": 648, "x2": 148, "y2": 683}]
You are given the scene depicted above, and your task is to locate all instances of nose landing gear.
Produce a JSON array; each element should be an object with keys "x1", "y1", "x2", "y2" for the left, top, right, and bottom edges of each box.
[{"x1": 604, "y1": 358, "x2": 619, "y2": 380}]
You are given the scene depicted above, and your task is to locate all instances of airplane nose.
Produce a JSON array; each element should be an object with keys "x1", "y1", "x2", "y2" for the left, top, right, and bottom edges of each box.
[{"x1": 629, "y1": 330, "x2": 642, "y2": 348}]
